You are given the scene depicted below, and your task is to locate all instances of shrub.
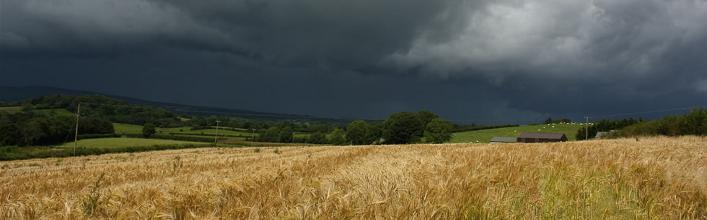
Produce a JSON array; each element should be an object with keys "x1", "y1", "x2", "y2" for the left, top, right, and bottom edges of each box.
[
  {"x1": 308, "y1": 132, "x2": 327, "y2": 144},
  {"x1": 142, "y1": 123, "x2": 156, "y2": 138},
  {"x1": 328, "y1": 128, "x2": 347, "y2": 145},
  {"x1": 424, "y1": 118, "x2": 454, "y2": 143},
  {"x1": 383, "y1": 112, "x2": 424, "y2": 144}
]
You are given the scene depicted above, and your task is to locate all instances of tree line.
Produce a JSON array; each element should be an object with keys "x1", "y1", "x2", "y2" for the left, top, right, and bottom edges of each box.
[
  {"x1": 256, "y1": 111, "x2": 454, "y2": 145},
  {"x1": 544, "y1": 117, "x2": 572, "y2": 124},
  {"x1": 24, "y1": 95, "x2": 181, "y2": 126},
  {"x1": 0, "y1": 111, "x2": 113, "y2": 146},
  {"x1": 576, "y1": 108, "x2": 707, "y2": 139},
  {"x1": 186, "y1": 115, "x2": 346, "y2": 133},
  {"x1": 618, "y1": 108, "x2": 707, "y2": 137}
]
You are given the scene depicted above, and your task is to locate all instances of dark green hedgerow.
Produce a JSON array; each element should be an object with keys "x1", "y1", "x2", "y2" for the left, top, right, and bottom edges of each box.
[
  {"x1": 0, "y1": 144, "x2": 215, "y2": 161},
  {"x1": 123, "y1": 134, "x2": 219, "y2": 143}
]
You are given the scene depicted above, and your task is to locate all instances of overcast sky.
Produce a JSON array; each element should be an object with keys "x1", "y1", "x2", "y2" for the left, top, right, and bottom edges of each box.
[{"x1": 1, "y1": 0, "x2": 706, "y2": 123}]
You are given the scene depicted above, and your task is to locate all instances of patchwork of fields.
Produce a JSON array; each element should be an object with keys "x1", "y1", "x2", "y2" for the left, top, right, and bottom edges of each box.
[
  {"x1": 114, "y1": 123, "x2": 251, "y2": 136},
  {"x1": 1, "y1": 137, "x2": 704, "y2": 219},
  {"x1": 114, "y1": 123, "x2": 309, "y2": 143}
]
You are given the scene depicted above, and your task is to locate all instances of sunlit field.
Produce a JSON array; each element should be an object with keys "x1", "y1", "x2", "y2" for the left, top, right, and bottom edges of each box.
[
  {"x1": 451, "y1": 123, "x2": 585, "y2": 143},
  {"x1": 0, "y1": 106, "x2": 23, "y2": 114},
  {"x1": 59, "y1": 138, "x2": 209, "y2": 149},
  {"x1": 0, "y1": 137, "x2": 704, "y2": 219},
  {"x1": 114, "y1": 123, "x2": 261, "y2": 138}
]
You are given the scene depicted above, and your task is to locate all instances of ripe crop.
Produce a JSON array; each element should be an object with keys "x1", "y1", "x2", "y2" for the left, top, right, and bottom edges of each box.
[{"x1": 0, "y1": 137, "x2": 705, "y2": 219}]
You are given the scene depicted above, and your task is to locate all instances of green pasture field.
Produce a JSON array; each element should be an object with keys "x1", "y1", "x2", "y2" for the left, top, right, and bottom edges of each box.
[
  {"x1": 0, "y1": 107, "x2": 74, "y2": 117},
  {"x1": 0, "y1": 106, "x2": 23, "y2": 113},
  {"x1": 59, "y1": 138, "x2": 209, "y2": 149},
  {"x1": 113, "y1": 124, "x2": 201, "y2": 136},
  {"x1": 113, "y1": 123, "x2": 144, "y2": 135},
  {"x1": 114, "y1": 123, "x2": 253, "y2": 136},
  {"x1": 113, "y1": 123, "x2": 310, "y2": 140},
  {"x1": 33, "y1": 109, "x2": 74, "y2": 117},
  {"x1": 450, "y1": 123, "x2": 586, "y2": 143},
  {"x1": 169, "y1": 128, "x2": 254, "y2": 137},
  {"x1": 0, "y1": 137, "x2": 211, "y2": 161}
]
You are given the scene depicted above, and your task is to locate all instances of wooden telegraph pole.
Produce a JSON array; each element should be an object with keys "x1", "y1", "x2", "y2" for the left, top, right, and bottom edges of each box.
[
  {"x1": 214, "y1": 120, "x2": 221, "y2": 146},
  {"x1": 585, "y1": 116, "x2": 589, "y2": 140},
  {"x1": 74, "y1": 103, "x2": 80, "y2": 155}
]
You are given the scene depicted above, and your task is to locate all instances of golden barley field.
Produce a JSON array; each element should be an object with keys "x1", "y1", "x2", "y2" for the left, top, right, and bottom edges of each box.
[{"x1": 0, "y1": 137, "x2": 705, "y2": 219}]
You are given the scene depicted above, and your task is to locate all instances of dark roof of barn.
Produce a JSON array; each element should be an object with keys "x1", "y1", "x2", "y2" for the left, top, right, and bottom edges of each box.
[
  {"x1": 490, "y1": 136, "x2": 518, "y2": 143},
  {"x1": 518, "y1": 132, "x2": 566, "y2": 139}
]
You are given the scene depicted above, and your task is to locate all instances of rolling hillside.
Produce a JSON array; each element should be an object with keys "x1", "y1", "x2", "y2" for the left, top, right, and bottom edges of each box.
[
  {"x1": 0, "y1": 86, "x2": 337, "y2": 121},
  {"x1": 451, "y1": 123, "x2": 586, "y2": 143}
]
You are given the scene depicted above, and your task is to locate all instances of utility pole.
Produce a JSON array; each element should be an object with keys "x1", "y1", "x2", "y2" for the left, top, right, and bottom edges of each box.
[
  {"x1": 585, "y1": 116, "x2": 589, "y2": 140},
  {"x1": 74, "y1": 103, "x2": 80, "y2": 155},
  {"x1": 251, "y1": 128, "x2": 255, "y2": 141},
  {"x1": 214, "y1": 120, "x2": 221, "y2": 146}
]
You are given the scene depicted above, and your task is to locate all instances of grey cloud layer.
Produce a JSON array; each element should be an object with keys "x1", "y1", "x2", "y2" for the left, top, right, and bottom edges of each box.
[
  {"x1": 391, "y1": 0, "x2": 707, "y2": 77},
  {"x1": 1, "y1": 0, "x2": 706, "y2": 121}
]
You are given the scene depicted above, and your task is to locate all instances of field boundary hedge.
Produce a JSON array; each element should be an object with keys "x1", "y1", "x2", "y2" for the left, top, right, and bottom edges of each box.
[
  {"x1": 123, "y1": 134, "x2": 219, "y2": 142},
  {"x1": 0, "y1": 144, "x2": 215, "y2": 161}
]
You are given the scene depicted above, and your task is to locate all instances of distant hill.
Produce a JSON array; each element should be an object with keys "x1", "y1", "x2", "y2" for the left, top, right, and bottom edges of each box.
[
  {"x1": 0, "y1": 86, "x2": 336, "y2": 121},
  {"x1": 116, "y1": 96, "x2": 326, "y2": 120},
  {"x1": 0, "y1": 86, "x2": 96, "y2": 102}
]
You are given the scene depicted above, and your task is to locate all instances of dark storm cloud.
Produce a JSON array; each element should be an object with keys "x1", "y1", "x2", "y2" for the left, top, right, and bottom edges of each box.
[
  {"x1": 1, "y1": 0, "x2": 706, "y2": 122},
  {"x1": 1, "y1": 0, "x2": 470, "y2": 67}
]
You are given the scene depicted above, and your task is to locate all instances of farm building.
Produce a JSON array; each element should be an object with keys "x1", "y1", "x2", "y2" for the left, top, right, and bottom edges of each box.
[
  {"x1": 490, "y1": 136, "x2": 518, "y2": 143},
  {"x1": 517, "y1": 132, "x2": 567, "y2": 143},
  {"x1": 595, "y1": 130, "x2": 618, "y2": 139},
  {"x1": 595, "y1": 132, "x2": 610, "y2": 139}
]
